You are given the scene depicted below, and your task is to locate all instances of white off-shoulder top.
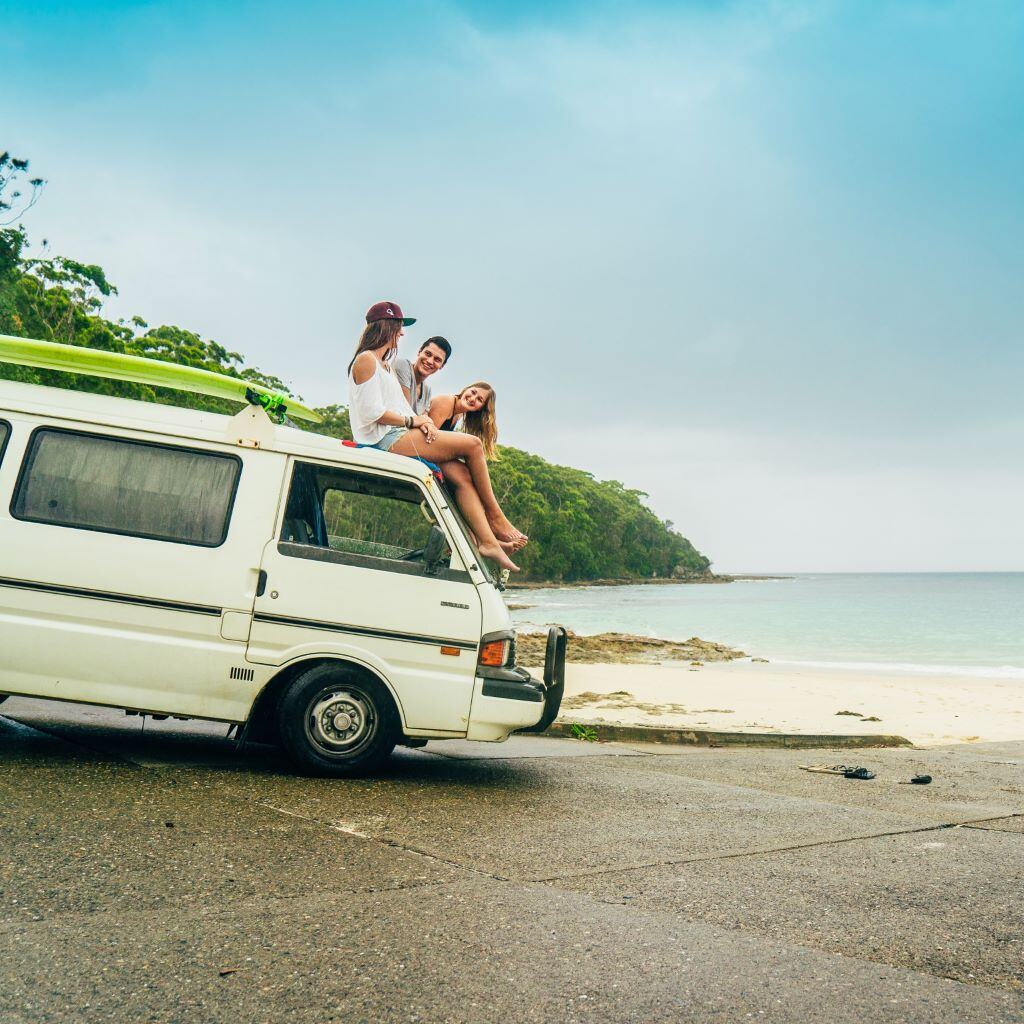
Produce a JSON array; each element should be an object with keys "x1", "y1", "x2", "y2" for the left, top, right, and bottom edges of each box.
[{"x1": 347, "y1": 357, "x2": 415, "y2": 445}]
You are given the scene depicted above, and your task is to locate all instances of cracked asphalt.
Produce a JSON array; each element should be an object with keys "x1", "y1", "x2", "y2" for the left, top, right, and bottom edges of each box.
[{"x1": 1, "y1": 696, "x2": 1023, "y2": 1023}]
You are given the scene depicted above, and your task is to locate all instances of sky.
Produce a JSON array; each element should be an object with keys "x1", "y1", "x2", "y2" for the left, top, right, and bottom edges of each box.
[{"x1": 4, "y1": 0, "x2": 1023, "y2": 572}]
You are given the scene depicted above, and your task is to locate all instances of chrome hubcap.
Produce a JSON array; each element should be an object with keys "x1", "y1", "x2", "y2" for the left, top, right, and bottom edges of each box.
[{"x1": 308, "y1": 690, "x2": 374, "y2": 752}]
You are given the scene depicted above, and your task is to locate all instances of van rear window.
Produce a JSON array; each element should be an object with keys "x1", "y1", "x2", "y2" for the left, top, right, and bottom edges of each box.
[
  {"x1": 0, "y1": 421, "x2": 9, "y2": 465},
  {"x1": 12, "y1": 428, "x2": 241, "y2": 547}
]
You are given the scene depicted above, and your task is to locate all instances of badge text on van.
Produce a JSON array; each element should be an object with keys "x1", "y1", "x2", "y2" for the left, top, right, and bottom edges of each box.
[{"x1": 440, "y1": 600, "x2": 470, "y2": 610}]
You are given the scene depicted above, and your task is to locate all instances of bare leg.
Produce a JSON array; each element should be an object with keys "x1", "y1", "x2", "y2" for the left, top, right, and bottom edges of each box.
[
  {"x1": 394, "y1": 432, "x2": 519, "y2": 532},
  {"x1": 445, "y1": 469, "x2": 520, "y2": 569},
  {"x1": 392, "y1": 432, "x2": 520, "y2": 571},
  {"x1": 449, "y1": 490, "x2": 520, "y2": 573},
  {"x1": 450, "y1": 452, "x2": 526, "y2": 545},
  {"x1": 439, "y1": 458, "x2": 472, "y2": 489},
  {"x1": 440, "y1": 461, "x2": 523, "y2": 553},
  {"x1": 418, "y1": 440, "x2": 526, "y2": 545}
]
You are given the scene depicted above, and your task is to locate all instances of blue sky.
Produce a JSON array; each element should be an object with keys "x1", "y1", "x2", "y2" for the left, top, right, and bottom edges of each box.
[{"x1": 5, "y1": 0, "x2": 1023, "y2": 571}]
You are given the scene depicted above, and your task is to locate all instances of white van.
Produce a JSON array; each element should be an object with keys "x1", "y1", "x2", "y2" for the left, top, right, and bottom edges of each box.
[{"x1": 0, "y1": 379, "x2": 566, "y2": 774}]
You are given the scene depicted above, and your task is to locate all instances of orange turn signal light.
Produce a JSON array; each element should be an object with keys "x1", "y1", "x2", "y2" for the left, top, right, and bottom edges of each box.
[
  {"x1": 440, "y1": 646, "x2": 461, "y2": 657},
  {"x1": 478, "y1": 640, "x2": 508, "y2": 667}
]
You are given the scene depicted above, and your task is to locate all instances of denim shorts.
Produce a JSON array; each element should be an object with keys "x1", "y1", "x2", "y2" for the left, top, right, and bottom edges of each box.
[{"x1": 373, "y1": 427, "x2": 408, "y2": 452}]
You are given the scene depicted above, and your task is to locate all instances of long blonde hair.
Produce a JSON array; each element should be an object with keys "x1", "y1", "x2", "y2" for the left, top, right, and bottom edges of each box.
[
  {"x1": 347, "y1": 319, "x2": 403, "y2": 375},
  {"x1": 458, "y1": 381, "x2": 499, "y2": 460}
]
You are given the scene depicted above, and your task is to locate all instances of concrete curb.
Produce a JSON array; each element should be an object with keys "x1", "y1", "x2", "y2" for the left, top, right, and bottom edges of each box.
[{"x1": 547, "y1": 720, "x2": 913, "y2": 749}]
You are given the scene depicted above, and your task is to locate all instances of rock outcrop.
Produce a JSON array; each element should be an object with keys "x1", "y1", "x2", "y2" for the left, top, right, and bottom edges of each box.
[{"x1": 516, "y1": 630, "x2": 745, "y2": 666}]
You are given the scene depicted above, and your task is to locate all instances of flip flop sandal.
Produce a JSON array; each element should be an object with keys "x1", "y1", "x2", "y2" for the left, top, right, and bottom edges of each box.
[{"x1": 799, "y1": 764, "x2": 876, "y2": 780}]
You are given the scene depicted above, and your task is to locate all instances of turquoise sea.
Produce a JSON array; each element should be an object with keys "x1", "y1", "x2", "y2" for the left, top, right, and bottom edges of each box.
[{"x1": 509, "y1": 573, "x2": 1024, "y2": 679}]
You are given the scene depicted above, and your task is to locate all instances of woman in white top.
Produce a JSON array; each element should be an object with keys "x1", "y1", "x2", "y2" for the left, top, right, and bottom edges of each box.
[{"x1": 348, "y1": 301, "x2": 522, "y2": 573}]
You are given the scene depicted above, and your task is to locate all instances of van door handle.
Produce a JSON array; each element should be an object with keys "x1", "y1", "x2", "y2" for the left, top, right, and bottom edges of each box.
[{"x1": 256, "y1": 570, "x2": 268, "y2": 597}]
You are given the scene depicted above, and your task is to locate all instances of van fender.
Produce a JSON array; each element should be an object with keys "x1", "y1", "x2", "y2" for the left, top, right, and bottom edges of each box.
[{"x1": 243, "y1": 647, "x2": 408, "y2": 743}]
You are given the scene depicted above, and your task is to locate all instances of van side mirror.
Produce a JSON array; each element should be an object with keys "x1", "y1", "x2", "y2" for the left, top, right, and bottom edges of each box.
[{"x1": 424, "y1": 525, "x2": 448, "y2": 575}]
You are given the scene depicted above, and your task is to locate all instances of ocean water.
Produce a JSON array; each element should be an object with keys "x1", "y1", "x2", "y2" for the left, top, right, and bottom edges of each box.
[{"x1": 509, "y1": 573, "x2": 1024, "y2": 679}]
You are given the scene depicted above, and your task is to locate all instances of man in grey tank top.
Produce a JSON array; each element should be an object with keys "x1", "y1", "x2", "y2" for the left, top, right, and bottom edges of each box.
[{"x1": 393, "y1": 336, "x2": 452, "y2": 415}]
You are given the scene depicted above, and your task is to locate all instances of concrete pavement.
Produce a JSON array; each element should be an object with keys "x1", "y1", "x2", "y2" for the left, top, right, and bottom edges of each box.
[{"x1": 1, "y1": 696, "x2": 1022, "y2": 1023}]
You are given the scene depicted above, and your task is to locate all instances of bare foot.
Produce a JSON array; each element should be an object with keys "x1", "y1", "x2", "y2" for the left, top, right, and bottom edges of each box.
[
  {"x1": 489, "y1": 517, "x2": 528, "y2": 545},
  {"x1": 479, "y1": 541, "x2": 520, "y2": 572}
]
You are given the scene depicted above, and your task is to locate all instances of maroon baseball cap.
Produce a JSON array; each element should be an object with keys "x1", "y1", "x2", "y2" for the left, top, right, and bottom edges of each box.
[{"x1": 365, "y1": 300, "x2": 416, "y2": 326}]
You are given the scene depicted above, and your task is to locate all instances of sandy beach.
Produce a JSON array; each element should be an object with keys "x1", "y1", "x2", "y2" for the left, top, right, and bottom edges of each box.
[{"x1": 538, "y1": 659, "x2": 1024, "y2": 747}]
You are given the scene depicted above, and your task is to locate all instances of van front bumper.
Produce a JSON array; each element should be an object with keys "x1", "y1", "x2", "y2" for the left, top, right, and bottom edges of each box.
[
  {"x1": 479, "y1": 665, "x2": 544, "y2": 703},
  {"x1": 520, "y1": 625, "x2": 567, "y2": 734},
  {"x1": 467, "y1": 626, "x2": 568, "y2": 741}
]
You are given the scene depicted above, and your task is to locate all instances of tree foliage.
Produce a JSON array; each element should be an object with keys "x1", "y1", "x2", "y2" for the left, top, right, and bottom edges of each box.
[
  {"x1": 489, "y1": 449, "x2": 708, "y2": 581},
  {"x1": 0, "y1": 160, "x2": 710, "y2": 581},
  {"x1": 0, "y1": 152, "x2": 46, "y2": 227}
]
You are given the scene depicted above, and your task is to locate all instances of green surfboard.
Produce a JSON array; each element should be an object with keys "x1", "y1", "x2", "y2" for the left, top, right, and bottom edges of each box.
[{"x1": 0, "y1": 334, "x2": 321, "y2": 423}]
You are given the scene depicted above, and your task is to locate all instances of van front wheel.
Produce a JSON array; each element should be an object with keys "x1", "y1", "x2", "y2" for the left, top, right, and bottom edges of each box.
[{"x1": 278, "y1": 664, "x2": 398, "y2": 776}]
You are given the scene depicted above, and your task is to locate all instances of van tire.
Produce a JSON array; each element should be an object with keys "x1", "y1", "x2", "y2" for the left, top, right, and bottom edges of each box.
[{"x1": 277, "y1": 664, "x2": 398, "y2": 776}]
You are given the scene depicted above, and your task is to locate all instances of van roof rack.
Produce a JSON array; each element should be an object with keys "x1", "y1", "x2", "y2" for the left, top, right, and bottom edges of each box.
[{"x1": 0, "y1": 333, "x2": 321, "y2": 424}]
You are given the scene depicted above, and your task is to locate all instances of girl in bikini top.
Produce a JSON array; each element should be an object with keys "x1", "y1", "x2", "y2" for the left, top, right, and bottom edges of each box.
[{"x1": 428, "y1": 381, "x2": 499, "y2": 459}]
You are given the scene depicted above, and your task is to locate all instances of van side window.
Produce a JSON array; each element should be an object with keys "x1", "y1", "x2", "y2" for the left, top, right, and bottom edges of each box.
[
  {"x1": 0, "y1": 421, "x2": 9, "y2": 465},
  {"x1": 11, "y1": 428, "x2": 241, "y2": 547},
  {"x1": 282, "y1": 462, "x2": 439, "y2": 564}
]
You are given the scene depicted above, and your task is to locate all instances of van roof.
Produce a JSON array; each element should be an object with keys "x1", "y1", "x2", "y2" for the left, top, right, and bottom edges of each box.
[{"x1": 0, "y1": 378, "x2": 432, "y2": 481}]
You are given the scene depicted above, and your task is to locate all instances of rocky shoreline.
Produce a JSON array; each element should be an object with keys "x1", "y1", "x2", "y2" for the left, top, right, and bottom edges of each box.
[
  {"x1": 506, "y1": 573, "x2": 791, "y2": 591},
  {"x1": 516, "y1": 629, "x2": 746, "y2": 666}
]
